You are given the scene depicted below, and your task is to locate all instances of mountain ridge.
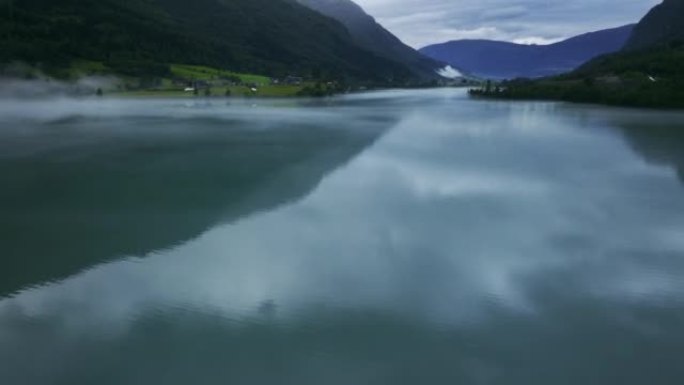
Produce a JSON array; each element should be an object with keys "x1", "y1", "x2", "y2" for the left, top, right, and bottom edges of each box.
[
  {"x1": 625, "y1": 0, "x2": 684, "y2": 50},
  {"x1": 297, "y1": 0, "x2": 447, "y2": 79},
  {"x1": 0, "y1": 0, "x2": 414, "y2": 82},
  {"x1": 421, "y1": 25, "x2": 635, "y2": 79},
  {"x1": 470, "y1": 1, "x2": 684, "y2": 108}
]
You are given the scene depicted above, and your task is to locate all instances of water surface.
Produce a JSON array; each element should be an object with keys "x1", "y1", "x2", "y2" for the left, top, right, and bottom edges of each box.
[{"x1": 2, "y1": 90, "x2": 684, "y2": 384}]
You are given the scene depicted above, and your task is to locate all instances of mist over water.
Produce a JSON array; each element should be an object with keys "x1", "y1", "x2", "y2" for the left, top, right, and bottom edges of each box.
[
  {"x1": 0, "y1": 76, "x2": 119, "y2": 99},
  {"x1": 2, "y1": 89, "x2": 684, "y2": 384}
]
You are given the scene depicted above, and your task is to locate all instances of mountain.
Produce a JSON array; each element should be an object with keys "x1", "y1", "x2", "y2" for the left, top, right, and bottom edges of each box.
[
  {"x1": 420, "y1": 25, "x2": 635, "y2": 79},
  {"x1": 0, "y1": 0, "x2": 413, "y2": 82},
  {"x1": 470, "y1": 1, "x2": 684, "y2": 108},
  {"x1": 625, "y1": 0, "x2": 684, "y2": 50},
  {"x1": 297, "y1": 0, "x2": 447, "y2": 79}
]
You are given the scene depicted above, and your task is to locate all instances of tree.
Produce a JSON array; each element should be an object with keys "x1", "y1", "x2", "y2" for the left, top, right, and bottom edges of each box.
[
  {"x1": 5, "y1": 0, "x2": 13, "y2": 19},
  {"x1": 4, "y1": 0, "x2": 14, "y2": 40}
]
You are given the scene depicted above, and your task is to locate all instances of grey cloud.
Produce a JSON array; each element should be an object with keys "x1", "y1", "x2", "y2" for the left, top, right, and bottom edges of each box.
[
  {"x1": 354, "y1": 0, "x2": 661, "y2": 47},
  {"x1": 479, "y1": 6, "x2": 529, "y2": 22}
]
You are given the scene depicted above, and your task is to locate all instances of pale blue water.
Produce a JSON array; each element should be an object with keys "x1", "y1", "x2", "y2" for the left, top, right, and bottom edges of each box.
[{"x1": 1, "y1": 89, "x2": 684, "y2": 384}]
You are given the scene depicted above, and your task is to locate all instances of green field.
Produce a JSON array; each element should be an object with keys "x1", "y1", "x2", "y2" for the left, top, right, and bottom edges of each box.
[
  {"x1": 221, "y1": 84, "x2": 309, "y2": 97},
  {"x1": 111, "y1": 84, "x2": 309, "y2": 98},
  {"x1": 9, "y1": 59, "x2": 344, "y2": 98},
  {"x1": 53, "y1": 61, "x2": 316, "y2": 98},
  {"x1": 170, "y1": 64, "x2": 270, "y2": 84},
  {"x1": 65, "y1": 61, "x2": 270, "y2": 84}
]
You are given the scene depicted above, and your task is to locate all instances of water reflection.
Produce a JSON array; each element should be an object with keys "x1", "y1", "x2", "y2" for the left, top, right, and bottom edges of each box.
[
  {"x1": 2, "y1": 91, "x2": 684, "y2": 384},
  {"x1": 0, "y1": 98, "x2": 395, "y2": 296},
  {"x1": 617, "y1": 115, "x2": 684, "y2": 183}
]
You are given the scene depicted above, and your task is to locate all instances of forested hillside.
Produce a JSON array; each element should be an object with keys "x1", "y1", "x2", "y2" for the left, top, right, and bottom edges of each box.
[
  {"x1": 298, "y1": 0, "x2": 444, "y2": 79},
  {"x1": 625, "y1": 0, "x2": 684, "y2": 50},
  {"x1": 0, "y1": 0, "x2": 412, "y2": 82}
]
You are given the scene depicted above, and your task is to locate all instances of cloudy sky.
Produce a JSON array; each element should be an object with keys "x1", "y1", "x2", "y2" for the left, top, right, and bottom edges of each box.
[{"x1": 354, "y1": 0, "x2": 661, "y2": 48}]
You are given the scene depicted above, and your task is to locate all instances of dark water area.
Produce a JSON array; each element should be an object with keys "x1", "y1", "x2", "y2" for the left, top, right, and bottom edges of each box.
[{"x1": 1, "y1": 90, "x2": 684, "y2": 384}]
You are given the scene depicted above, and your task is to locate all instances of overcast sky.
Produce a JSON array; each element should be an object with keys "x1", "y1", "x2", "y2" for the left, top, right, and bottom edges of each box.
[{"x1": 354, "y1": 0, "x2": 661, "y2": 48}]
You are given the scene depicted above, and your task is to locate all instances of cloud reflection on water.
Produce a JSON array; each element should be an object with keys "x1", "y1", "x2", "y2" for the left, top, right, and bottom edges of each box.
[{"x1": 2, "y1": 90, "x2": 684, "y2": 384}]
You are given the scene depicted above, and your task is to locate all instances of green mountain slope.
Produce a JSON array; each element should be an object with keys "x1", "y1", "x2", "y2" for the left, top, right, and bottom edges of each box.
[
  {"x1": 625, "y1": 0, "x2": 684, "y2": 50},
  {"x1": 297, "y1": 0, "x2": 445, "y2": 79},
  {"x1": 0, "y1": 0, "x2": 413, "y2": 82}
]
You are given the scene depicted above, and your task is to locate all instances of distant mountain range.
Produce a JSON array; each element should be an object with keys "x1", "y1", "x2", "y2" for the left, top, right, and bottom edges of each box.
[
  {"x1": 297, "y1": 0, "x2": 446, "y2": 79},
  {"x1": 471, "y1": 0, "x2": 684, "y2": 108},
  {"x1": 0, "y1": 0, "x2": 429, "y2": 82},
  {"x1": 420, "y1": 25, "x2": 635, "y2": 79}
]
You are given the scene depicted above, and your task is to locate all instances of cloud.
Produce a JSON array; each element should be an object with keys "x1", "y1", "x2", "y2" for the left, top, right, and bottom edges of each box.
[
  {"x1": 436, "y1": 65, "x2": 463, "y2": 78},
  {"x1": 354, "y1": 0, "x2": 661, "y2": 47}
]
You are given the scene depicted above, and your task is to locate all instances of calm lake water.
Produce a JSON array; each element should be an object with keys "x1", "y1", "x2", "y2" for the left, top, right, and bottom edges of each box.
[{"x1": 2, "y1": 89, "x2": 684, "y2": 384}]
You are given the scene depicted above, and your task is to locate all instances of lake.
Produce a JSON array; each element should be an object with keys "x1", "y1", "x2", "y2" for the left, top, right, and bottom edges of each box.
[{"x1": 1, "y1": 89, "x2": 684, "y2": 384}]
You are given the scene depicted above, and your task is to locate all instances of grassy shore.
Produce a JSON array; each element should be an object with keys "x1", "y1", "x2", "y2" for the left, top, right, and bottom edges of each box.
[
  {"x1": 4, "y1": 60, "x2": 414, "y2": 99},
  {"x1": 110, "y1": 84, "x2": 313, "y2": 98},
  {"x1": 57, "y1": 61, "x2": 317, "y2": 98},
  {"x1": 169, "y1": 64, "x2": 270, "y2": 85}
]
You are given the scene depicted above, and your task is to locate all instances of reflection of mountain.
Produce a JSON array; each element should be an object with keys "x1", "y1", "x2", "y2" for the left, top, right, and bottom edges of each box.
[
  {"x1": 617, "y1": 120, "x2": 684, "y2": 183},
  {"x1": 0, "y1": 112, "x2": 390, "y2": 296}
]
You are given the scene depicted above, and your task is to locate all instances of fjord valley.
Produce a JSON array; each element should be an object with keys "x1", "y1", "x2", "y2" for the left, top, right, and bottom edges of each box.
[
  {"x1": 2, "y1": 1, "x2": 684, "y2": 385},
  {"x1": 469, "y1": 0, "x2": 684, "y2": 108}
]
